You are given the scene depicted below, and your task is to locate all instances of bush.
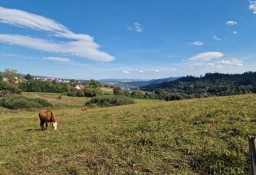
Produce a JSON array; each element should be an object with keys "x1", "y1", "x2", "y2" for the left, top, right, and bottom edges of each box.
[
  {"x1": 165, "y1": 93, "x2": 185, "y2": 101},
  {"x1": 77, "y1": 90, "x2": 84, "y2": 97},
  {"x1": 85, "y1": 95, "x2": 135, "y2": 107},
  {"x1": 0, "y1": 96, "x2": 52, "y2": 110},
  {"x1": 131, "y1": 90, "x2": 144, "y2": 99},
  {"x1": 84, "y1": 88, "x2": 103, "y2": 97},
  {"x1": 67, "y1": 90, "x2": 78, "y2": 97}
]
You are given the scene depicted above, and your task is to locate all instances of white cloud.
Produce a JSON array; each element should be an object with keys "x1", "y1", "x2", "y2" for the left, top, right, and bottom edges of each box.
[
  {"x1": 0, "y1": 34, "x2": 114, "y2": 62},
  {"x1": 249, "y1": 1, "x2": 256, "y2": 14},
  {"x1": 189, "y1": 52, "x2": 224, "y2": 61},
  {"x1": 218, "y1": 59, "x2": 243, "y2": 67},
  {"x1": 128, "y1": 22, "x2": 143, "y2": 32},
  {"x1": 139, "y1": 70, "x2": 144, "y2": 73},
  {"x1": 226, "y1": 20, "x2": 238, "y2": 26},
  {"x1": 232, "y1": 31, "x2": 238, "y2": 34},
  {"x1": 191, "y1": 41, "x2": 204, "y2": 46},
  {"x1": 0, "y1": 6, "x2": 67, "y2": 32},
  {"x1": 206, "y1": 59, "x2": 243, "y2": 69},
  {"x1": 134, "y1": 23, "x2": 143, "y2": 32},
  {"x1": 154, "y1": 69, "x2": 160, "y2": 72},
  {"x1": 0, "y1": 53, "x2": 19, "y2": 57},
  {"x1": 122, "y1": 70, "x2": 130, "y2": 74},
  {"x1": 213, "y1": 35, "x2": 221, "y2": 41},
  {"x1": 0, "y1": 6, "x2": 114, "y2": 62},
  {"x1": 43, "y1": 57, "x2": 70, "y2": 63}
]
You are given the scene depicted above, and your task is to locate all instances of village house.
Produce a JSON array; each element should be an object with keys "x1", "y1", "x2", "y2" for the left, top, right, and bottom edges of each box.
[{"x1": 75, "y1": 84, "x2": 85, "y2": 90}]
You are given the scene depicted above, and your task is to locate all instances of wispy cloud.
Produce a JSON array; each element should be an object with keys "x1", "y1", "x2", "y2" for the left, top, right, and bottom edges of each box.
[
  {"x1": 0, "y1": 53, "x2": 20, "y2": 57},
  {"x1": 191, "y1": 41, "x2": 204, "y2": 46},
  {"x1": 43, "y1": 57, "x2": 70, "y2": 63},
  {"x1": 207, "y1": 59, "x2": 243, "y2": 69},
  {"x1": 213, "y1": 35, "x2": 221, "y2": 41},
  {"x1": 189, "y1": 52, "x2": 224, "y2": 61},
  {"x1": 0, "y1": 6, "x2": 114, "y2": 62},
  {"x1": 218, "y1": 59, "x2": 243, "y2": 66},
  {"x1": 139, "y1": 70, "x2": 144, "y2": 73},
  {"x1": 122, "y1": 70, "x2": 130, "y2": 74},
  {"x1": 249, "y1": 0, "x2": 256, "y2": 14},
  {"x1": 154, "y1": 69, "x2": 160, "y2": 73},
  {"x1": 134, "y1": 23, "x2": 143, "y2": 32},
  {"x1": 128, "y1": 22, "x2": 143, "y2": 32},
  {"x1": 226, "y1": 20, "x2": 238, "y2": 26},
  {"x1": 232, "y1": 31, "x2": 238, "y2": 34}
]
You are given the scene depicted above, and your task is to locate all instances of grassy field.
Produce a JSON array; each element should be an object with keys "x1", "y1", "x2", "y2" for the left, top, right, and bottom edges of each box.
[
  {"x1": 1, "y1": 94, "x2": 256, "y2": 174},
  {"x1": 133, "y1": 98, "x2": 160, "y2": 104},
  {"x1": 23, "y1": 92, "x2": 90, "y2": 108},
  {"x1": 101, "y1": 87, "x2": 114, "y2": 95}
]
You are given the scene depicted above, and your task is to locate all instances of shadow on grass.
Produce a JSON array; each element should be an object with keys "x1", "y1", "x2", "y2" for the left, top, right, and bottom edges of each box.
[{"x1": 24, "y1": 128, "x2": 42, "y2": 132}]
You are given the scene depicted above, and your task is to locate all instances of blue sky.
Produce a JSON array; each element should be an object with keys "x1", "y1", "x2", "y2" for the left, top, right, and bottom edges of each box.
[{"x1": 1, "y1": 0, "x2": 256, "y2": 80}]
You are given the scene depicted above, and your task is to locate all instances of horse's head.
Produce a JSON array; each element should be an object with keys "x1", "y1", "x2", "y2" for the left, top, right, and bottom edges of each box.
[{"x1": 52, "y1": 122, "x2": 58, "y2": 130}]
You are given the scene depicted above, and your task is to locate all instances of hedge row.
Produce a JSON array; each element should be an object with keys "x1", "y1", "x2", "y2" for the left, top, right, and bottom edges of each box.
[
  {"x1": 0, "y1": 96, "x2": 52, "y2": 110},
  {"x1": 85, "y1": 95, "x2": 135, "y2": 107}
]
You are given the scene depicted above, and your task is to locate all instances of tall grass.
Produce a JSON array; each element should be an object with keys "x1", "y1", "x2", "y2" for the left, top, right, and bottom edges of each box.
[{"x1": 0, "y1": 94, "x2": 255, "y2": 174}]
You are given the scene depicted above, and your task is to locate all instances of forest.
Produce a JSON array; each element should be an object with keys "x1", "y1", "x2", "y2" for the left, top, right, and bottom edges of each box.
[{"x1": 141, "y1": 72, "x2": 256, "y2": 99}]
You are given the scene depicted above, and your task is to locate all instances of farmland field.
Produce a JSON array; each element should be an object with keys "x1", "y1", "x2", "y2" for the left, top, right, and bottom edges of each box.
[{"x1": 1, "y1": 94, "x2": 256, "y2": 174}]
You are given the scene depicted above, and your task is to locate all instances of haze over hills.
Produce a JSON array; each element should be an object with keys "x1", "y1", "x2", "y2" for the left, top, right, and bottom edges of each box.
[
  {"x1": 98, "y1": 77, "x2": 179, "y2": 89},
  {"x1": 17, "y1": 72, "x2": 179, "y2": 89}
]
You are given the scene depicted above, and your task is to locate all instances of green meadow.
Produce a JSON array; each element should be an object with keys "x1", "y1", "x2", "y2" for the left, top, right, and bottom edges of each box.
[{"x1": 1, "y1": 94, "x2": 256, "y2": 174}]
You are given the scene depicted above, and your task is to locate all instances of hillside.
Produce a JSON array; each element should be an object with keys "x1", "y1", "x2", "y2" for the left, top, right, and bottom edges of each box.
[
  {"x1": 141, "y1": 72, "x2": 256, "y2": 97},
  {"x1": 0, "y1": 94, "x2": 255, "y2": 174}
]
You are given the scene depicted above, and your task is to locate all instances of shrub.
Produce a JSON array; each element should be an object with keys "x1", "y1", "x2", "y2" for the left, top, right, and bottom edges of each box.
[
  {"x1": 165, "y1": 93, "x2": 185, "y2": 101},
  {"x1": 83, "y1": 88, "x2": 95, "y2": 97},
  {"x1": 131, "y1": 90, "x2": 144, "y2": 99},
  {"x1": 67, "y1": 90, "x2": 78, "y2": 97},
  {"x1": 77, "y1": 90, "x2": 84, "y2": 97},
  {"x1": 0, "y1": 96, "x2": 52, "y2": 110},
  {"x1": 84, "y1": 88, "x2": 103, "y2": 97},
  {"x1": 85, "y1": 95, "x2": 135, "y2": 107}
]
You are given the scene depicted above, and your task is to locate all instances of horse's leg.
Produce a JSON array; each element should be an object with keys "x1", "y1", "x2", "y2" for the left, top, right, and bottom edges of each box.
[
  {"x1": 40, "y1": 120, "x2": 45, "y2": 131},
  {"x1": 45, "y1": 122, "x2": 48, "y2": 130}
]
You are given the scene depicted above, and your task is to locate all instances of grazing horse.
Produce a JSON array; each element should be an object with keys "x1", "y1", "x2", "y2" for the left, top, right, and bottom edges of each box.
[{"x1": 39, "y1": 110, "x2": 58, "y2": 130}]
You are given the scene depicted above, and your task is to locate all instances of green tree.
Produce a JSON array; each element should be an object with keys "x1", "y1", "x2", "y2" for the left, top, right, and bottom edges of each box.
[
  {"x1": 24, "y1": 74, "x2": 33, "y2": 80},
  {"x1": 84, "y1": 88, "x2": 95, "y2": 97},
  {"x1": 113, "y1": 87, "x2": 124, "y2": 95},
  {"x1": 88, "y1": 79, "x2": 100, "y2": 89},
  {"x1": 0, "y1": 72, "x2": 3, "y2": 82},
  {"x1": 3, "y1": 69, "x2": 21, "y2": 85},
  {"x1": 131, "y1": 90, "x2": 144, "y2": 99},
  {"x1": 124, "y1": 90, "x2": 130, "y2": 97},
  {"x1": 77, "y1": 90, "x2": 84, "y2": 97}
]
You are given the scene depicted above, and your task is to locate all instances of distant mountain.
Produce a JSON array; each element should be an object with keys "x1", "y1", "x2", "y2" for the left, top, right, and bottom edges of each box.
[
  {"x1": 99, "y1": 77, "x2": 179, "y2": 89},
  {"x1": 98, "y1": 79, "x2": 147, "y2": 82}
]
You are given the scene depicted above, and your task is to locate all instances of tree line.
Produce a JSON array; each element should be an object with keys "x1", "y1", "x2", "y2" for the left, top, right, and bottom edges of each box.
[
  {"x1": 2, "y1": 69, "x2": 256, "y2": 101},
  {"x1": 0, "y1": 69, "x2": 105, "y2": 97},
  {"x1": 141, "y1": 72, "x2": 256, "y2": 100}
]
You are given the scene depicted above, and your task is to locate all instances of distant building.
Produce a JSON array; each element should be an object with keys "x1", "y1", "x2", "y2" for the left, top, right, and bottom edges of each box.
[{"x1": 75, "y1": 84, "x2": 85, "y2": 90}]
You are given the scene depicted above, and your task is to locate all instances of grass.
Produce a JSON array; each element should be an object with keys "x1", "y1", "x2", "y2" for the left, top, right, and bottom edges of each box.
[
  {"x1": 1, "y1": 94, "x2": 256, "y2": 174},
  {"x1": 22, "y1": 92, "x2": 89, "y2": 108},
  {"x1": 101, "y1": 87, "x2": 114, "y2": 95},
  {"x1": 133, "y1": 98, "x2": 160, "y2": 104}
]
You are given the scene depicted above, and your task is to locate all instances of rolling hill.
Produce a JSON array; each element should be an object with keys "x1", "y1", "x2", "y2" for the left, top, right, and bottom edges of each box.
[{"x1": 0, "y1": 94, "x2": 254, "y2": 174}]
